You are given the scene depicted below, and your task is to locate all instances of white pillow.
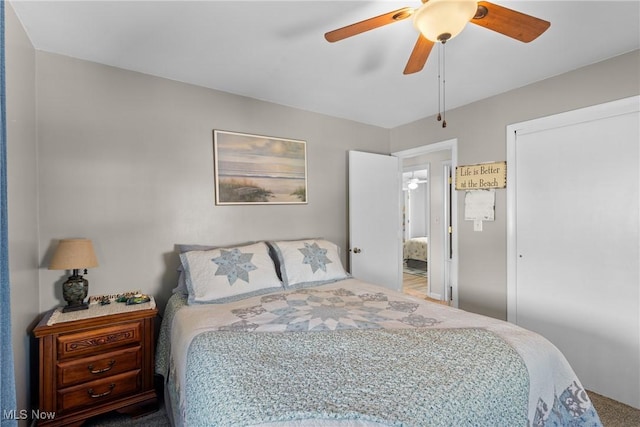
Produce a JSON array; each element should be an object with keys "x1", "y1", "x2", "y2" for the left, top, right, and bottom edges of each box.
[
  {"x1": 268, "y1": 239, "x2": 350, "y2": 289},
  {"x1": 180, "y1": 242, "x2": 283, "y2": 304},
  {"x1": 172, "y1": 242, "x2": 256, "y2": 295}
]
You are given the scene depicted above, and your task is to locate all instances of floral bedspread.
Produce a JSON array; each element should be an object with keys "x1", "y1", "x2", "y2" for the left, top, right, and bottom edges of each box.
[{"x1": 156, "y1": 279, "x2": 602, "y2": 427}]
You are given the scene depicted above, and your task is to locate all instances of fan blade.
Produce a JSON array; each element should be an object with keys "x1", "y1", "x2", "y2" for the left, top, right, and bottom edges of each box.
[
  {"x1": 325, "y1": 7, "x2": 414, "y2": 42},
  {"x1": 403, "y1": 35, "x2": 435, "y2": 75},
  {"x1": 471, "y1": 1, "x2": 550, "y2": 43}
]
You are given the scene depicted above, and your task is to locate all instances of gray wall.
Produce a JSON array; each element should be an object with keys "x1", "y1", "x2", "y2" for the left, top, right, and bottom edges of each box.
[
  {"x1": 390, "y1": 50, "x2": 640, "y2": 319},
  {"x1": 34, "y1": 52, "x2": 390, "y2": 313},
  {"x1": 6, "y1": 3, "x2": 39, "y2": 422}
]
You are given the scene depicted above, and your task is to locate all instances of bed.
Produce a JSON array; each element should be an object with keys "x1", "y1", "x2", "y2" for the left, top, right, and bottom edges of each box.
[
  {"x1": 156, "y1": 239, "x2": 602, "y2": 426},
  {"x1": 403, "y1": 236, "x2": 428, "y2": 270}
]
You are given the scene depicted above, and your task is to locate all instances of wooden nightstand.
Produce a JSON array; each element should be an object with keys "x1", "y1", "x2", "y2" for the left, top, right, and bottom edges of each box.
[{"x1": 32, "y1": 300, "x2": 158, "y2": 426}]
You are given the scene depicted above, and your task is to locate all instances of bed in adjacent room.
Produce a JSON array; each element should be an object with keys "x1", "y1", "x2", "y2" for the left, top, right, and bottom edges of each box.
[
  {"x1": 403, "y1": 236, "x2": 428, "y2": 270},
  {"x1": 155, "y1": 239, "x2": 602, "y2": 427}
]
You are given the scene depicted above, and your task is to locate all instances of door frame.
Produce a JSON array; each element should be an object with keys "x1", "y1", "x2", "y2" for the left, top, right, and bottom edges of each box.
[
  {"x1": 506, "y1": 95, "x2": 640, "y2": 323},
  {"x1": 393, "y1": 139, "x2": 459, "y2": 307},
  {"x1": 442, "y1": 160, "x2": 453, "y2": 302}
]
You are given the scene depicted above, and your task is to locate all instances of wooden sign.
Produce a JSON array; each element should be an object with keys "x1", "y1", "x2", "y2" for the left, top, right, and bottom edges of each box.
[{"x1": 455, "y1": 161, "x2": 506, "y2": 190}]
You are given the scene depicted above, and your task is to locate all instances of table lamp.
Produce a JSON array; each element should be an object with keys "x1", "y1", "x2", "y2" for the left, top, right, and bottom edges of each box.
[{"x1": 49, "y1": 238, "x2": 99, "y2": 312}]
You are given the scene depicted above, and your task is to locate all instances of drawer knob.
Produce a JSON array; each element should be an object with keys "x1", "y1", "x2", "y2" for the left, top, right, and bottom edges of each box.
[
  {"x1": 87, "y1": 383, "x2": 115, "y2": 399},
  {"x1": 87, "y1": 359, "x2": 116, "y2": 374}
]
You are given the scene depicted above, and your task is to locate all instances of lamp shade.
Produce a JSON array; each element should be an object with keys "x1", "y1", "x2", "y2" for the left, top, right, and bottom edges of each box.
[
  {"x1": 49, "y1": 239, "x2": 99, "y2": 270},
  {"x1": 413, "y1": 0, "x2": 477, "y2": 42}
]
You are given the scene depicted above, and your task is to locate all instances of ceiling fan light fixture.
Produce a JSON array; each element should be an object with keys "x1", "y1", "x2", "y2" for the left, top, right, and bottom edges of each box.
[
  {"x1": 413, "y1": 0, "x2": 478, "y2": 42},
  {"x1": 407, "y1": 177, "x2": 421, "y2": 190}
]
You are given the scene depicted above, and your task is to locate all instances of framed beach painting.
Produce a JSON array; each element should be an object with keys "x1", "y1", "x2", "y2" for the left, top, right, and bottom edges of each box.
[{"x1": 213, "y1": 130, "x2": 308, "y2": 205}]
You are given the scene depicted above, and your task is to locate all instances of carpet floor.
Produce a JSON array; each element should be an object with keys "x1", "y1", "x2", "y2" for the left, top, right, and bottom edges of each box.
[
  {"x1": 589, "y1": 390, "x2": 640, "y2": 426},
  {"x1": 84, "y1": 405, "x2": 170, "y2": 427},
  {"x1": 83, "y1": 390, "x2": 639, "y2": 426}
]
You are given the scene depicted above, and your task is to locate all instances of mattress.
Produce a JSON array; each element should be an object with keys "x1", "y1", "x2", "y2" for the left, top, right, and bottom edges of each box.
[{"x1": 403, "y1": 237, "x2": 428, "y2": 262}]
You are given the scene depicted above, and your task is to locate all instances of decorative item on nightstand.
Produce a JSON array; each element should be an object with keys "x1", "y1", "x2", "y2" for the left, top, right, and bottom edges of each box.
[{"x1": 48, "y1": 238, "x2": 98, "y2": 312}]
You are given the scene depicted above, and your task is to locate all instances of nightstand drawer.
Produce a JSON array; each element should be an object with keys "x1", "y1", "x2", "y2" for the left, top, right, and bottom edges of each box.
[
  {"x1": 57, "y1": 321, "x2": 141, "y2": 359},
  {"x1": 57, "y1": 346, "x2": 141, "y2": 388},
  {"x1": 57, "y1": 370, "x2": 141, "y2": 413}
]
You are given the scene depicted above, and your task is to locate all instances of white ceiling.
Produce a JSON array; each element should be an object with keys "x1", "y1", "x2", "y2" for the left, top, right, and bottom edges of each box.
[
  {"x1": 10, "y1": 1, "x2": 640, "y2": 129},
  {"x1": 403, "y1": 169, "x2": 428, "y2": 181}
]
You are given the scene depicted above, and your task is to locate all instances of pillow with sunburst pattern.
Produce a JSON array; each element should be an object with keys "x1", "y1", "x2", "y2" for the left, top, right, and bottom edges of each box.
[
  {"x1": 180, "y1": 242, "x2": 283, "y2": 304},
  {"x1": 267, "y1": 239, "x2": 350, "y2": 289}
]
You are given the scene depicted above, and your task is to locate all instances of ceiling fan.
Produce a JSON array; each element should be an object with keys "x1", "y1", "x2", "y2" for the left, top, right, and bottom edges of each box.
[
  {"x1": 324, "y1": 0, "x2": 551, "y2": 75},
  {"x1": 404, "y1": 172, "x2": 427, "y2": 190}
]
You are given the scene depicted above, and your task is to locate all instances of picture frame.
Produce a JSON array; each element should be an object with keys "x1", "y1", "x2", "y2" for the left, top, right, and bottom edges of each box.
[{"x1": 213, "y1": 130, "x2": 308, "y2": 205}]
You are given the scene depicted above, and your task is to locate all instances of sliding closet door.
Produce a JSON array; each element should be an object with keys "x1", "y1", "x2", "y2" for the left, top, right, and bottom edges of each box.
[{"x1": 508, "y1": 97, "x2": 639, "y2": 408}]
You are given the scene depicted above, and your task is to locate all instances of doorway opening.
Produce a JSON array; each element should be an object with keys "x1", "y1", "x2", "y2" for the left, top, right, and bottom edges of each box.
[
  {"x1": 393, "y1": 139, "x2": 458, "y2": 307},
  {"x1": 402, "y1": 167, "x2": 429, "y2": 299}
]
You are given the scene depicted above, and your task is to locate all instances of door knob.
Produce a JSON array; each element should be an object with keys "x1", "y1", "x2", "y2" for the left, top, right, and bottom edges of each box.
[{"x1": 352, "y1": 247, "x2": 362, "y2": 254}]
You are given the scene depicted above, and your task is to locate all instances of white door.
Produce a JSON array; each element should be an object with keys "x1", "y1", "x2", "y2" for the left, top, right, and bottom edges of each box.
[
  {"x1": 348, "y1": 151, "x2": 401, "y2": 290},
  {"x1": 507, "y1": 96, "x2": 640, "y2": 408}
]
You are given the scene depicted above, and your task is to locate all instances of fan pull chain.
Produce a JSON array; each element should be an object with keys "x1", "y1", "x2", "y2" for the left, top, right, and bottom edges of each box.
[
  {"x1": 441, "y1": 41, "x2": 447, "y2": 128},
  {"x1": 437, "y1": 42, "x2": 442, "y2": 123}
]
